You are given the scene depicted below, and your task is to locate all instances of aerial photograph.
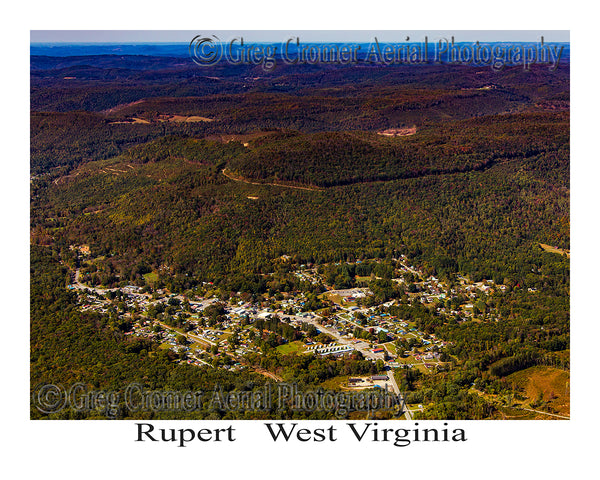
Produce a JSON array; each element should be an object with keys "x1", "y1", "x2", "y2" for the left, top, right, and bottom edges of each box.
[{"x1": 30, "y1": 30, "x2": 570, "y2": 421}]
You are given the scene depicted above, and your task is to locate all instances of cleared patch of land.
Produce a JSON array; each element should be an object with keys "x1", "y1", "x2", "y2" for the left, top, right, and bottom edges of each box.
[
  {"x1": 108, "y1": 114, "x2": 212, "y2": 125},
  {"x1": 276, "y1": 341, "x2": 306, "y2": 355},
  {"x1": 341, "y1": 375, "x2": 391, "y2": 390},
  {"x1": 539, "y1": 243, "x2": 570, "y2": 258},
  {"x1": 323, "y1": 292, "x2": 343, "y2": 305},
  {"x1": 252, "y1": 367, "x2": 283, "y2": 382},
  {"x1": 102, "y1": 99, "x2": 147, "y2": 115},
  {"x1": 143, "y1": 271, "x2": 159, "y2": 284},
  {"x1": 158, "y1": 114, "x2": 213, "y2": 123},
  {"x1": 377, "y1": 126, "x2": 417, "y2": 137},
  {"x1": 108, "y1": 117, "x2": 150, "y2": 125},
  {"x1": 475, "y1": 366, "x2": 570, "y2": 419},
  {"x1": 506, "y1": 365, "x2": 570, "y2": 417},
  {"x1": 222, "y1": 168, "x2": 323, "y2": 192}
]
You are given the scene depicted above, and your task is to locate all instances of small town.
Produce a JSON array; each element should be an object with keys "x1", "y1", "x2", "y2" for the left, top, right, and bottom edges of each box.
[{"x1": 66, "y1": 246, "x2": 511, "y2": 408}]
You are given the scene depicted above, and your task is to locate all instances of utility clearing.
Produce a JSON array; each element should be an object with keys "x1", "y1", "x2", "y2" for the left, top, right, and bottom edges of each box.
[{"x1": 539, "y1": 243, "x2": 570, "y2": 258}]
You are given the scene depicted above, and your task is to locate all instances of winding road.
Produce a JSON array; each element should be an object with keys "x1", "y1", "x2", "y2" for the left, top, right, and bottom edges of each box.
[{"x1": 222, "y1": 169, "x2": 323, "y2": 192}]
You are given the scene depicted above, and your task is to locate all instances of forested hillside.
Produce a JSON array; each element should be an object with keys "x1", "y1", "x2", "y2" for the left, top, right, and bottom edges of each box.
[{"x1": 31, "y1": 55, "x2": 569, "y2": 419}]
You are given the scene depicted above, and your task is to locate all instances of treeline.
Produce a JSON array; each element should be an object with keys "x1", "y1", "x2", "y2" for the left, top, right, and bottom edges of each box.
[
  {"x1": 123, "y1": 135, "x2": 246, "y2": 166},
  {"x1": 243, "y1": 351, "x2": 380, "y2": 387},
  {"x1": 488, "y1": 350, "x2": 569, "y2": 377},
  {"x1": 226, "y1": 112, "x2": 568, "y2": 188}
]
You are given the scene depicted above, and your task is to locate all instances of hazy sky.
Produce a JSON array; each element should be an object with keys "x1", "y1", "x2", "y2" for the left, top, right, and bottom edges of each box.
[{"x1": 30, "y1": 30, "x2": 570, "y2": 43}]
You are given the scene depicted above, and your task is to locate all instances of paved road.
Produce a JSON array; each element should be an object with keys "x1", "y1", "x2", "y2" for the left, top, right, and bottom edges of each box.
[
  {"x1": 70, "y1": 276, "x2": 412, "y2": 418},
  {"x1": 288, "y1": 313, "x2": 383, "y2": 361},
  {"x1": 288, "y1": 312, "x2": 411, "y2": 419},
  {"x1": 384, "y1": 367, "x2": 413, "y2": 420},
  {"x1": 518, "y1": 407, "x2": 569, "y2": 419}
]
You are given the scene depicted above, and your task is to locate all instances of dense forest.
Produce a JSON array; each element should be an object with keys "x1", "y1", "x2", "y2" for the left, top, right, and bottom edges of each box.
[
  {"x1": 32, "y1": 118, "x2": 568, "y2": 286},
  {"x1": 31, "y1": 53, "x2": 569, "y2": 420}
]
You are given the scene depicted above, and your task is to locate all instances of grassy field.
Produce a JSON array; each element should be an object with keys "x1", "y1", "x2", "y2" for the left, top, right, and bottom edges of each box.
[
  {"x1": 473, "y1": 365, "x2": 570, "y2": 419},
  {"x1": 394, "y1": 355, "x2": 436, "y2": 374},
  {"x1": 322, "y1": 292, "x2": 343, "y2": 305},
  {"x1": 539, "y1": 243, "x2": 570, "y2": 258},
  {"x1": 143, "y1": 271, "x2": 159, "y2": 284},
  {"x1": 506, "y1": 365, "x2": 570, "y2": 417},
  {"x1": 276, "y1": 340, "x2": 306, "y2": 355},
  {"x1": 320, "y1": 375, "x2": 350, "y2": 390},
  {"x1": 355, "y1": 276, "x2": 373, "y2": 283}
]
